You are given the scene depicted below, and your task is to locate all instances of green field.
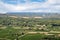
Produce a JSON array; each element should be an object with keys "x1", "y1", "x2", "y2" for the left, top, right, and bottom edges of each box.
[
  {"x1": 0, "y1": 16, "x2": 60, "y2": 40},
  {"x1": 20, "y1": 34, "x2": 60, "y2": 40}
]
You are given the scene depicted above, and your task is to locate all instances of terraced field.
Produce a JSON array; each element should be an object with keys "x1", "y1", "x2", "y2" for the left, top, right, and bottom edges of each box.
[{"x1": 0, "y1": 16, "x2": 60, "y2": 40}]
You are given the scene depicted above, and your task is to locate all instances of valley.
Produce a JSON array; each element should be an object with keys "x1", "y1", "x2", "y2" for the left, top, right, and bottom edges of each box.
[{"x1": 0, "y1": 13, "x2": 60, "y2": 40}]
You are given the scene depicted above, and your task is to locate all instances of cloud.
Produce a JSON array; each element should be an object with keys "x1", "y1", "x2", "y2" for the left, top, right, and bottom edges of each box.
[{"x1": 0, "y1": 0, "x2": 60, "y2": 13}]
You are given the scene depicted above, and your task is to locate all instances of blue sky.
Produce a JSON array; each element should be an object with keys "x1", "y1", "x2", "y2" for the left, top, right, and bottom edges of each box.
[
  {"x1": 1, "y1": 0, "x2": 46, "y2": 4},
  {"x1": 0, "y1": 0, "x2": 60, "y2": 13}
]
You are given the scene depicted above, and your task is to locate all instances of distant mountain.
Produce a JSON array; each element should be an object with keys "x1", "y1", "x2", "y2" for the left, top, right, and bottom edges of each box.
[
  {"x1": 7, "y1": 12, "x2": 46, "y2": 17},
  {"x1": 6, "y1": 12, "x2": 51, "y2": 17},
  {"x1": 6, "y1": 12, "x2": 60, "y2": 18},
  {"x1": 0, "y1": 12, "x2": 60, "y2": 18}
]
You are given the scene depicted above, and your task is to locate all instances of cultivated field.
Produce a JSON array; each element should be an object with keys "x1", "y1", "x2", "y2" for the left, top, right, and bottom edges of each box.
[{"x1": 0, "y1": 16, "x2": 60, "y2": 40}]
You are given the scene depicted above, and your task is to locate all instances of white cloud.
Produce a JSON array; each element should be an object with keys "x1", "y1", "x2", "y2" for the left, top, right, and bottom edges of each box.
[{"x1": 0, "y1": 0, "x2": 60, "y2": 13}]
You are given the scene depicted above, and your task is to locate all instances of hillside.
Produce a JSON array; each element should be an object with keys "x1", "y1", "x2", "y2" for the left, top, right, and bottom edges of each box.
[{"x1": 0, "y1": 12, "x2": 60, "y2": 40}]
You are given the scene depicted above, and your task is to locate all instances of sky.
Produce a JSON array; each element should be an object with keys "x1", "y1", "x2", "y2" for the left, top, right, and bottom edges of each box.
[{"x1": 0, "y1": 0, "x2": 60, "y2": 13}]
